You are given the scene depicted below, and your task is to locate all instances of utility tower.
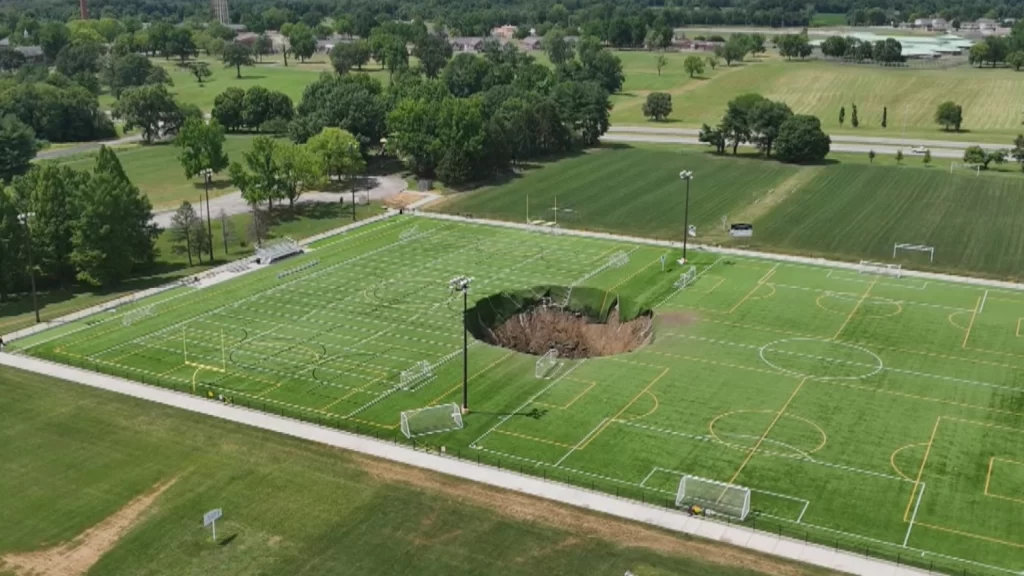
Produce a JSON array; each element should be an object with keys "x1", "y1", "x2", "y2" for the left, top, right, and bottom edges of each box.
[{"x1": 211, "y1": 0, "x2": 230, "y2": 25}]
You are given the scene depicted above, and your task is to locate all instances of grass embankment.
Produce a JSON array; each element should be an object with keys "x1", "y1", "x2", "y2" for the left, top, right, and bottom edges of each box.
[{"x1": 0, "y1": 365, "x2": 825, "y2": 576}]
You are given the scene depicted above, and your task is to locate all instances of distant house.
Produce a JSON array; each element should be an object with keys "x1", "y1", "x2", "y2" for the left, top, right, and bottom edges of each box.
[
  {"x1": 14, "y1": 45, "x2": 43, "y2": 63},
  {"x1": 233, "y1": 32, "x2": 259, "y2": 46},
  {"x1": 521, "y1": 36, "x2": 542, "y2": 50},
  {"x1": 450, "y1": 37, "x2": 486, "y2": 53},
  {"x1": 930, "y1": 18, "x2": 948, "y2": 31},
  {"x1": 491, "y1": 25, "x2": 518, "y2": 39}
]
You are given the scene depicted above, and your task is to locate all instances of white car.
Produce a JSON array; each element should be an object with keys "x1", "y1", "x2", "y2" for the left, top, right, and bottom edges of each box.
[{"x1": 909, "y1": 146, "x2": 929, "y2": 154}]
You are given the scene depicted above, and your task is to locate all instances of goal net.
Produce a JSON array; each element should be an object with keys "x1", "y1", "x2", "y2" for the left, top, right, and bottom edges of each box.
[
  {"x1": 122, "y1": 305, "x2": 155, "y2": 327},
  {"x1": 400, "y1": 360, "x2": 434, "y2": 390},
  {"x1": 857, "y1": 260, "x2": 902, "y2": 278},
  {"x1": 949, "y1": 162, "x2": 980, "y2": 176},
  {"x1": 535, "y1": 348, "x2": 559, "y2": 379},
  {"x1": 676, "y1": 474, "x2": 751, "y2": 521},
  {"x1": 674, "y1": 266, "x2": 697, "y2": 289},
  {"x1": 400, "y1": 403, "x2": 464, "y2": 438},
  {"x1": 893, "y1": 243, "x2": 935, "y2": 263}
]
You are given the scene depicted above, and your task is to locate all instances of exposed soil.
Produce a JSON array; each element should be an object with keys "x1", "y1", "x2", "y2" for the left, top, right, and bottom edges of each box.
[
  {"x1": 352, "y1": 454, "x2": 833, "y2": 576},
  {"x1": 0, "y1": 477, "x2": 179, "y2": 576},
  {"x1": 383, "y1": 191, "x2": 428, "y2": 209},
  {"x1": 484, "y1": 306, "x2": 653, "y2": 358}
]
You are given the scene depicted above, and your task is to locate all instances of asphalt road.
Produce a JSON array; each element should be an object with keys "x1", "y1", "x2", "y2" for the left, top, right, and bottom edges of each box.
[{"x1": 35, "y1": 134, "x2": 145, "y2": 160}]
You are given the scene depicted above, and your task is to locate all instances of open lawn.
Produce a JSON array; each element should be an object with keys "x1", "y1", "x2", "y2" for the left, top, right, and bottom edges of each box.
[
  {"x1": 612, "y1": 58, "x2": 1024, "y2": 142},
  {"x1": 438, "y1": 144, "x2": 1024, "y2": 280},
  {"x1": 0, "y1": 366, "x2": 819, "y2": 576},
  {"x1": 11, "y1": 215, "x2": 1024, "y2": 575},
  {"x1": 45, "y1": 135, "x2": 259, "y2": 209},
  {"x1": 0, "y1": 202, "x2": 385, "y2": 336}
]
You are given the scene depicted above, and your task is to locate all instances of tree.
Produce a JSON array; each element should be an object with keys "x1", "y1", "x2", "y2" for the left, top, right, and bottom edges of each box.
[
  {"x1": 222, "y1": 43, "x2": 254, "y2": 79},
  {"x1": 443, "y1": 54, "x2": 492, "y2": 98},
  {"x1": 0, "y1": 115, "x2": 35, "y2": 183},
  {"x1": 38, "y1": 22, "x2": 70, "y2": 62},
  {"x1": 273, "y1": 141, "x2": 326, "y2": 207},
  {"x1": 969, "y1": 43, "x2": 989, "y2": 67},
  {"x1": 750, "y1": 33, "x2": 767, "y2": 57},
  {"x1": 13, "y1": 164, "x2": 87, "y2": 285},
  {"x1": 331, "y1": 42, "x2": 372, "y2": 75},
  {"x1": 1012, "y1": 134, "x2": 1024, "y2": 171},
  {"x1": 218, "y1": 209, "x2": 235, "y2": 254},
  {"x1": 706, "y1": 55, "x2": 719, "y2": 70},
  {"x1": 230, "y1": 136, "x2": 279, "y2": 210},
  {"x1": 212, "y1": 87, "x2": 245, "y2": 132},
  {"x1": 544, "y1": 29, "x2": 571, "y2": 65},
  {"x1": 0, "y1": 187, "x2": 26, "y2": 302},
  {"x1": 964, "y1": 146, "x2": 1005, "y2": 169},
  {"x1": 1009, "y1": 51, "x2": 1024, "y2": 71},
  {"x1": 868, "y1": 149, "x2": 876, "y2": 163},
  {"x1": 775, "y1": 115, "x2": 830, "y2": 164},
  {"x1": 111, "y1": 84, "x2": 182, "y2": 143},
  {"x1": 935, "y1": 101, "x2": 963, "y2": 132},
  {"x1": 292, "y1": 74, "x2": 387, "y2": 147},
  {"x1": 71, "y1": 147, "x2": 157, "y2": 286},
  {"x1": 254, "y1": 34, "x2": 272, "y2": 63},
  {"x1": 102, "y1": 53, "x2": 171, "y2": 98},
  {"x1": 839, "y1": 106, "x2": 845, "y2": 127},
  {"x1": 895, "y1": 149, "x2": 904, "y2": 164},
  {"x1": 413, "y1": 34, "x2": 452, "y2": 79},
  {"x1": 683, "y1": 55, "x2": 704, "y2": 78},
  {"x1": 721, "y1": 36, "x2": 749, "y2": 65},
  {"x1": 169, "y1": 201, "x2": 199, "y2": 266},
  {"x1": 0, "y1": 48, "x2": 26, "y2": 72},
  {"x1": 55, "y1": 41, "x2": 102, "y2": 81},
  {"x1": 656, "y1": 54, "x2": 670, "y2": 77},
  {"x1": 851, "y1": 104, "x2": 859, "y2": 128},
  {"x1": 923, "y1": 150, "x2": 932, "y2": 166},
  {"x1": 642, "y1": 93, "x2": 672, "y2": 121},
  {"x1": 187, "y1": 61, "x2": 212, "y2": 85},
  {"x1": 242, "y1": 86, "x2": 293, "y2": 132},
  {"x1": 777, "y1": 34, "x2": 812, "y2": 60},
  {"x1": 288, "y1": 23, "x2": 317, "y2": 63},
  {"x1": 882, "y1": 107, "x2": 887, "y2": 128},
  {"x1": 166, "y1": 27, "x2": 196, "y2": 63},
  {"x1": 177, "y1": 117, "x2": 229, "y2": 179},
  {"x1": 306, "y1": 127, "x2": 365, "y2": 183},
  {"x1": 380, "y1": 35, "x2": 410, "y2": 80},
  {"x1": 749, "y1": 100, "x2": 793, "y2": 157},
  {"x1": 720, "y1": 93, "x2": 767, "y2": 155},
  {"x1": 699, "y1": 123, "x2": 726, "y2": 154}
]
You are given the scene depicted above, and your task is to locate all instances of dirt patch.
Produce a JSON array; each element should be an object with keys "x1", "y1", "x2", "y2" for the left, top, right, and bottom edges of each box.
[
  {"x1": 485, "y1": 306, "x2": 652, "y2": 359},
  {"x1": 1, "y1": 477, "x2": 179, "y2": 576},
  {"x1": 657, "y1": 310, "x2": 701, "y2": 329},
  {"x1": 703, "y1": 167, "x2": 823, "y2": 244},
  {"x1": 383, "y1": 192, "x2": 428, "y2": 209},
  {"x1": 352, "y1": 455, "x2": 830, "y2": 576}
]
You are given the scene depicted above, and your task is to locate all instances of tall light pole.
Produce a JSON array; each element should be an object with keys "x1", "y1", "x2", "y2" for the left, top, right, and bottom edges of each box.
[
  {"x1": 18, "y1": 213, "x2": 39, "y2": 324},
  {"x1": 349, "y1": 142, "x2": 360, "y2": 222},
  {"x1": 201, "y1": 168, "x2": 214, "y2": 262},
  {"x1": 449, "y1": 276, "x2": 472, "y2": 414},
  {"x1": 679, "y1": 170, "x2": 693, "y2": 263}
]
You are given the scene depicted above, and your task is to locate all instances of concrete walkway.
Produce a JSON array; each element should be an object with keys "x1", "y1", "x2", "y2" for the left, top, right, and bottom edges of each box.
[{"x1": 0, "y1": 352, "x2": 932, "y2": 576}]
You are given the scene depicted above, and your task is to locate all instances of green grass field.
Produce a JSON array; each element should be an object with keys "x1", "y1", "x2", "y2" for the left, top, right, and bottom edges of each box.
[
  {"x1": 11, "y1": 215, "x2": 1024, "y2": 575},
  {"x1": 439, "y1": 145, "x2": 1024, "y2": 281},
  {"x1": 612, "y1": 58, "x2": 1024, "y2": 142},
  {"x1": 0, "y1": 366, "x2": 822, "y2": 576},
  {"x1": 46, "y1": 136, "x2": 259, "y2": 209}
]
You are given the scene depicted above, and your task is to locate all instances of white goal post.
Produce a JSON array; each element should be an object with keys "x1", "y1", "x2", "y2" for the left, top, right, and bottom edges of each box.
[
  {"x1": 950, "y1": 162, "x2": 981, "y2": 176},
  {"x1": 857, "y1": 260, "x2": 902, "y2": 279},
  {"x1": 674, "y1": 266, "x2": 697, "y2": 289},
  {"x1": 535, "y1": 348, "x2": 559, "y2": 379},
  {"x1": 676, "y1": 474, "x2": 751, "y2": 521},
  {"x1": 400, "y1": 360, "x2": 434, "y2": 390},
  {"x1": 893, "y1": 243, "x2": 935, "y2": 263},
  {"x1": 400, "y1": 403, "x2": 464, "y2": 438},
  {"x1": 122, "y1": 305, "x2": 155, "y2": 327}
]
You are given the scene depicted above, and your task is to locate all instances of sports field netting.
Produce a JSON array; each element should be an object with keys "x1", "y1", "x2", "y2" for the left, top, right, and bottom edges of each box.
[{"x1": 11, "y1": 216, "x2": 1024, "y2": 575}]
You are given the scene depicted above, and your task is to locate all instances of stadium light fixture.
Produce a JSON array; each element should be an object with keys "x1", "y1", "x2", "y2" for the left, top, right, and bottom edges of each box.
[
  {"x1": 17, "y1": 212, "x2": 39, "y2": 324},
  {"x1": 679, "y1": 170, "x2": 694, "y2": 263},
  {"x1": 449, "y1": 276, "x2": 472, "y2": 413}
]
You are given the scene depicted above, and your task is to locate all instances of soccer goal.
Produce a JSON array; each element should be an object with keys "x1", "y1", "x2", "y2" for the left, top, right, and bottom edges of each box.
[
  {"x1": 893, "y1": 243, "x2": 935, "y2": 263},
  {"x1": 950, "y1": 162, "x2": 981, "y2": 176},
  {"x1": 675, "y1": 474, "x2": 751, "y2": 521},
  {"x1": 535, "y1": 348, "x2": 559, "y2": 379},
  {"x1": 400, "y1": 403, "x2": 464, "y2": 438},
  {"x1": 674, "y1": 266, "x2": 698, "y2": 289},
  {"x1": 122, "y1": 305, "x2": 155, "y2": 327},
  {"x1": 857, "y1": 260, "x2": 902, "y2": 279},
  {"x1": 400, "y1": 360, "x2": 434, "y2": 390}
]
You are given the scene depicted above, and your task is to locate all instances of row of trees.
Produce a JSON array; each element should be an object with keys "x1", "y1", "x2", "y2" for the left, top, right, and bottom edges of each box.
[
  {"x1": 698, "y1": 94, "x2": 831, "y2": 163},
  {"x1": 212, "y1": 86, "x2": 294, "y2": 134},
  {"x1": 820, "y1": 36, "x2": 903, "y2": 63},
  {"x1": 0, "y1": 147, "x2": 156, "y2": 299}
]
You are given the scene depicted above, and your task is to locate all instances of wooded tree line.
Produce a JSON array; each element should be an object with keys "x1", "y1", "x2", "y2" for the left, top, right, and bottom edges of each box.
[
  {"x1": 698, "y1": 94, "x2": 831, "y2": 164},
  {"x1": 0, "y1": 147, "x2": 157, "y2": 300},
  {"x1": 819, "y1": 36, "x2": 903, "y2": 63}
]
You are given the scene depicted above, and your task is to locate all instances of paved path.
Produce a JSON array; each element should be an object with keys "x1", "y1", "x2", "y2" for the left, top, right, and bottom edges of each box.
[
  {"x1": 151, "y1": 175, "x2": 407, "y2": 228},
  {"x1": 0, "y1": 353, "x2": 931, "y2": 576},
  {"x1": 603, "y1": 132, "x2": 969, "y2": 160},
  {"x1": 35, "y1": 134, "x2": 144, "y2": 160}
]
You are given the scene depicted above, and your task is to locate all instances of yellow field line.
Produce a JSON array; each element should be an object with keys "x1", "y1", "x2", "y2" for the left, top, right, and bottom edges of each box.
[
  {"x1": 647, "y1": 350, "x2": 782, "y2": 377},
  {"x1": 492, "y1": 429, "x2": 574, "y2": 448},
  {"x1": 157, "y1": 363, "x2": 185, "y2": 377},
  {"x1": 818, "y1": 379, "x2": 1024, "y2": 417},
  {"x1": 1018, "y1": 318, "x2": 1023, "y2": 338},
  {"x1": 914, "y1": 522, "x2": 1024, "y2": 549},
  {"x1": 832, "y1": 278, "x2": 876, "y2": 340},
  {"x1": 334, "y1": 372, "x2": 390, "y2": 404},
  {"x1": 725, "y1": 377, "x2": 806, "y2": 487},
  {"x1": 578, "y1": 368, "x2": 670, "y2": 451},
  {"x1": 347, "y1": 416, "x2": 398, "y2": 430},
  {"x1": 985, "y1": 456, "x2": 996, "y2": 496},
  {"x1": 942, "y1": 416, "x2": 1024, "y2": 434},
  {"x1": 607, "y1": 255, "x2": 663, "y2": 293},
  {"x1": 728, "y1": 265, "x2": 778, "y2": 314},
  {"x1": 889, "y1": 443, "x2": 927, "y2": 482},
  {"x1": 962, "y1": 296, "x2": 982, "y2": 349},
  {"x1": 535, "y1": 378, "x2": 599, "y2": 410},
  {"x1": 429, "y1": 352, "x2": 513, "y2": 406},
  {"x1": 904, "y1": 417, "x2": 941, "y2": 522}
]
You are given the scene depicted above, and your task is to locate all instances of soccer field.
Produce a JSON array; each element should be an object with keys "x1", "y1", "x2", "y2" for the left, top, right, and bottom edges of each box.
[{"x1": 12, "y1": 216, "x2": 1024, "y2": 575}]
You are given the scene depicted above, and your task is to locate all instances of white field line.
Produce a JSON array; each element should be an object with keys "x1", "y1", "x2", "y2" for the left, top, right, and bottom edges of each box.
[
  {"x1": 650, "y1": 466, "x2": 809, "y2": 506},
  {"x1": 639, "y1": 467, "x2": 659, "y2": 488},
  {"x1": 653, "y1": 256, "x2": 725, "y2": 309},
  {"x1": 771, "y1": 283, "x2": 972, "y2": 313},
  {"x1": 554, "y1": 418, "x2": 608, "y2": 466},
  {"x1": 903, "y1": 483, "x2": 926, "y2": 547},
  {"x1": 470, "y1": 361, "x2": 585, "y2": 448},
  {"x1": 980, "y1": 289, "x2": 989, "y2": 313},
  {"x1": 797, "y1": 501, "x2": 809, "y2": 523}
]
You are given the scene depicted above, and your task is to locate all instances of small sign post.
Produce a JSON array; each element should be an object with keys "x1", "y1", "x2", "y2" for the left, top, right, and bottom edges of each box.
[
  {"x1": 203, "y1": 508, "x2": 222, "y2": 542},
  {"x1": 660, "y1": 254, "x2": 667, "y2": 272}
]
